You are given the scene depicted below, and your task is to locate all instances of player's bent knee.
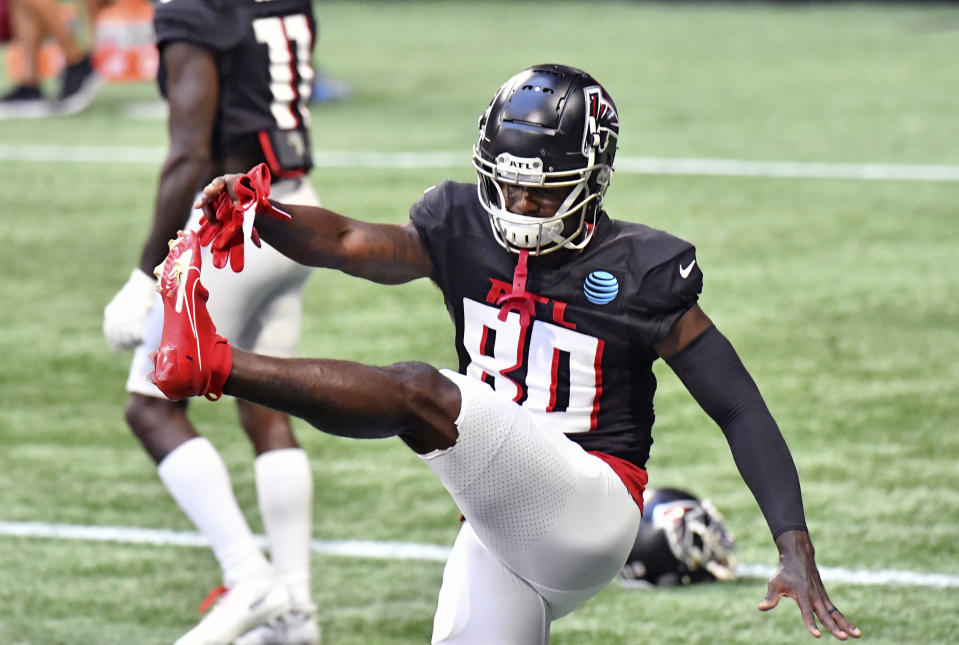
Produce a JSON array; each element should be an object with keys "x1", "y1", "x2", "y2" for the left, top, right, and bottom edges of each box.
[
  {"x1": 386, "y1": 362, "x2": 461, "y2": 453},
  {"x1": 124, "y1": 394, "x2": 195, "y2": 462},
  {"x1": 124, "y1": 394, "x2": 178, "y2": 434},
  {"x1": 236, "y1": 400, "x2": 298, "y2": 453}
]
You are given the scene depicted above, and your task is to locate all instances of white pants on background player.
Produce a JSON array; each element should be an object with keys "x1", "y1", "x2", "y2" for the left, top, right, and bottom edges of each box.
[{"x1": 125, "y1": 176, "x2": 319, "y2": 622}]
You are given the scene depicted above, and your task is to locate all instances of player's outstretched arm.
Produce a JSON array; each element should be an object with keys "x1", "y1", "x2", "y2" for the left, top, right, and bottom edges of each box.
[
  {"x1": 657, "y1": 306, "x2": 860, "y2": 640},
  {"x1": 194, "y1": 172, "x2": 434, "y2": 284}
]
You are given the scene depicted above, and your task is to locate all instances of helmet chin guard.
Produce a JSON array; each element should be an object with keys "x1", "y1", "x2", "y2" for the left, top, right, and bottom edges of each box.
[{"x1": 472, "y1": 64, "x2": 619, "y2": 256}]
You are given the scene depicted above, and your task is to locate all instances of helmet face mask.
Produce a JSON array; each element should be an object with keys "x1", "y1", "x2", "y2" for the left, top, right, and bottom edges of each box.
[
  {"x1": 472, "y1": 65, "x2": 619, "y2": 256},
  {"x1": 480, "y1": 167, "x2": 592, "y2": 254},
  {"x1": 620, "y1": 488, "x2": 737, "y2": 588},
  {"x1": 652, "y1": 497, "x2": 736, "y2": 582}
]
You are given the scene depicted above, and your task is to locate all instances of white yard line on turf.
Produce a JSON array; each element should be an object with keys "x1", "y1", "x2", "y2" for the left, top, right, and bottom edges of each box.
[
  {"x1": 0, "y1": 520, "x2": 450, "y2": 563},
  {"x1": 1, "y1": 143, "x2": 958, "y2": 181},
  {"x1": 1, "y1": 520, "x2": 957, "y2": 589}
]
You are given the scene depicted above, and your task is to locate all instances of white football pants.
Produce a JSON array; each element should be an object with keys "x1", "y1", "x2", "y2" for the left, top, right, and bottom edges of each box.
[{"x1": 423, "y1": 370, "x2": 642, "y2": 644}]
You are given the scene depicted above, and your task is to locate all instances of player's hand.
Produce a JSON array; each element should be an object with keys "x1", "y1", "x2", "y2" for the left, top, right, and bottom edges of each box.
[
  {"x1": 193, "y1": 163, "x2": 291, "y2": 272},
  {"x1": 194, "y1": 172, "x2": 246, "y2": 222},
  {"x1": 102, "y1": 268, "x2": 158, "y2": 351},
  {"x1": 760, "y1": 530, "x2": 861, "y2": 640}
]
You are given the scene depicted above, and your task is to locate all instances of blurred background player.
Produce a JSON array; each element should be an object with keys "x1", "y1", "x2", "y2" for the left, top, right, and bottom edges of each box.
[
  {"x1": 0, "y1": 0, "x2": 106, "y2": 116},
  {"x1": 101, "y1": 1, "x2": 322, "y2": 643}
]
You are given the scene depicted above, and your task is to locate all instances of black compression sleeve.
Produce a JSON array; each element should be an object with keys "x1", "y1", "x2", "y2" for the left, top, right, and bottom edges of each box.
[{"x1": 666, "y1": 325, "x2": 807, "y2": 539}]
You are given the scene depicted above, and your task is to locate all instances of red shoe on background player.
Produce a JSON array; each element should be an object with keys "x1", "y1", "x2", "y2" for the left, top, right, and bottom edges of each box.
[{"x1": 151, "y1": 230, "x2": 233, "y2": 402}]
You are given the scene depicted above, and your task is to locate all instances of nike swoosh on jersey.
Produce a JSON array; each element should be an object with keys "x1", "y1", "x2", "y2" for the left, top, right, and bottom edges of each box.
[{"x1": 679, "y1": 259, "x2": 696, "y2": 279}]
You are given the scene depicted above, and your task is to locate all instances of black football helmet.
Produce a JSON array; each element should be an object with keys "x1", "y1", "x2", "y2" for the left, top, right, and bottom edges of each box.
[
  {"x1": 472, "y1": 64, "x2": 619, "y2": 255},
  {"x1": 620, "y1": 488, "x2": 736, "y2": 588}
]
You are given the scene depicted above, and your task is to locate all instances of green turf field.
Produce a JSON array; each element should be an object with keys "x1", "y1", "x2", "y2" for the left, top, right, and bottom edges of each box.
[{"x1": 1, "y1": 1, "x2": 957, "y2": 643}]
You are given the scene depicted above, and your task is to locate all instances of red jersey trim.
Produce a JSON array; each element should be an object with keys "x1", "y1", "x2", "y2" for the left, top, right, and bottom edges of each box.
[
  {"x1": 257, "y1": 131, "x2": 307, "y2": 179},
  {"x1": 589, "y1": 451, "x2": 647, "y2": 514},
  {"x1": 589, "y1": 339, "x2": 604, "y2": 430}
]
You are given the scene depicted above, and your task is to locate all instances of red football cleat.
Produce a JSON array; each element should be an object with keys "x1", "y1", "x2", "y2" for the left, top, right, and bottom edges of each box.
[{"x1": 152, "y1": 230, "x2": 233, "y2": 401}]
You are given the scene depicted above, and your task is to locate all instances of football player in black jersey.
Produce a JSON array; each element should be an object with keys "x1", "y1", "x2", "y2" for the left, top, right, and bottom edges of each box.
[
  {"x1": 172, "y1": 64, "x2": 860, "y2": 643},
  {"x1": 102, "y1": 1, "x2": 321, "y2": 644}
]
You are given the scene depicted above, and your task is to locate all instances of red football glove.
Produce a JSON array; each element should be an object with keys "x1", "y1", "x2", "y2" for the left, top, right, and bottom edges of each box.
[{"x1": 197, "y1": 163, "x2": 292, "y2": 272}]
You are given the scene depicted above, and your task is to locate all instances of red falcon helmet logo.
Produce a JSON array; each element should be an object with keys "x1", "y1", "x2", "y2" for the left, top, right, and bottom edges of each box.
[{"x1": 582, "y1": 86, "x2": 619, "y2": 157}]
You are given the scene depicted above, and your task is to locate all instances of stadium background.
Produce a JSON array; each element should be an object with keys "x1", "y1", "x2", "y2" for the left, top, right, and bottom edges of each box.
[{"x1": 0, "y1": 1, "x2": 957, "y2": 643}]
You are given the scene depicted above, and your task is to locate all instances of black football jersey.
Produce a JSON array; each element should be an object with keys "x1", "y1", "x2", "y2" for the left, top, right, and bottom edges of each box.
[
  {"x1": 410, "y1": 181, "x2": 703, "y2": 468},
  {"x1": 153, "y1": 0, "x2": 315, "y2": 171}
]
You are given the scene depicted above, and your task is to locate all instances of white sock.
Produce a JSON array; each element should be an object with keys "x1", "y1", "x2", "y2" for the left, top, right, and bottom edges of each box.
[
  {"x1": 255, "y1": 447, "x2": 314, "y2": 609},
  {"x1": 157, "y1": 437, "x2": 271, "y2": 584}
]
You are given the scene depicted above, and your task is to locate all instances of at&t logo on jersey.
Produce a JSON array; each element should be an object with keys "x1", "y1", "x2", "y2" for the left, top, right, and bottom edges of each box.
[{"x1": 584, "y1": 271, "x2": 619, "y2": 305}]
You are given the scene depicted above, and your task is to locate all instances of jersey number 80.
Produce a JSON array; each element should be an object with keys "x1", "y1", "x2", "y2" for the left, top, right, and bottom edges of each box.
[{"x1": 462, "y1": 299, "x2": 603, "y2": 434}]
